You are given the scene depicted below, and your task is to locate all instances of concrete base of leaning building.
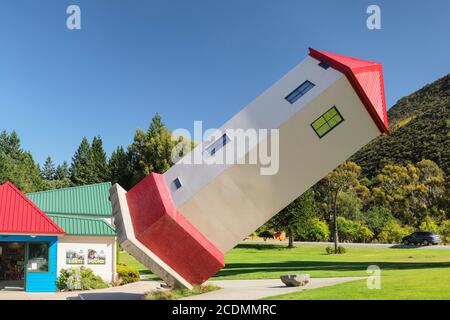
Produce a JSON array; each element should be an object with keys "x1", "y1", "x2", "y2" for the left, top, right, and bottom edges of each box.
[
  {"x1": 109, "y1": 174, "x2": 225, "y2": 289},
  {"x1": 110, "y1": 183, "x2": 194, "y2": 289}
]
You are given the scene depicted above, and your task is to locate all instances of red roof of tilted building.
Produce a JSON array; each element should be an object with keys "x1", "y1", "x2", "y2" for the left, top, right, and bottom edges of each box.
[
  {"x1": 309, "y1": 48, "x2": 389, "y2": 133},
  {"x1": 0, "y1": 182, "x2": 64, "y2": 235}
]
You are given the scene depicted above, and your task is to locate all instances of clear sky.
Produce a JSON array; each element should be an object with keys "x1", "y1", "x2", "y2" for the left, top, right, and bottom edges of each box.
[{"x1": 1, "y1": 0, "x2": 449, "y2": 165}]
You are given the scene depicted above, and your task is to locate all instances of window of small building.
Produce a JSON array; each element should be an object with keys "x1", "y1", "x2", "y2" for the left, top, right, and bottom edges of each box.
[
  {"x1": 285, "y1": 80, "x2": 315, "y2": 104},
  {"x1": 27, "y1": 242, "x2": 49, "y2": 272},
  {"x1": 311, "y1": 106, "x2": 344, "y2": 138}
]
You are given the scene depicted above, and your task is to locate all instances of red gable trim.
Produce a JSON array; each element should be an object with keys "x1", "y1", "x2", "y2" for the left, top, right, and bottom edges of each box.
[
  {"x1": 0, "y1": 182, "x2": 65, "y2": 235},
  {"x1": 309, "y1": 48, "x2": 389, "y2": 134}
]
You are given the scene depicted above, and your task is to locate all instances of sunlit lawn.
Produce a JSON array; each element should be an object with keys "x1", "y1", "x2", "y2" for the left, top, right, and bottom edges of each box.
[
  {"x1": 119, "y1": 242, "x2": 450, "y2": 299},
  {"x1": 264, "y1": 267, "x2": 450, "y2": 300}
]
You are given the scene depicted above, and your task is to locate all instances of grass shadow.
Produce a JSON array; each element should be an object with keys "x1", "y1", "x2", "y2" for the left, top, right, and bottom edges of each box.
[
  {"x1": 214, "y1": 261, "x2": 450, "y2": 278},
  {"x1": 235, "y1": 243, "x2": 295, "y2": 250}
]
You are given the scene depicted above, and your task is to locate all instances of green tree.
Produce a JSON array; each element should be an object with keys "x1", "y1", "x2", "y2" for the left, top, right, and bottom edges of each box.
[
  {"x1": 70, "y1": 137, "x2": 95, "y2": 185},
  {"x1": 299, "y1": 218, "x2": 330, "y2": 242},
  {"x1": 0, "y1": 130, "x2": 43, "y2": 192},
  {"x1": 128, "y1": 114, "x2": 180, "y2": 186},
  {"x1": 41, "y1": 156, "x2": 56, "y2": 180},
  {"x1": 362, "y1": 206, "x2": 395, "y2": 238},
  {"x1": 91, "y1": 136, "x2": 109, "y2": 183},
  {"x1": 419, "y1": 216, "x2": 439, "y2": 232},
  {"x1": 55, "y1": 161, "x2": 70, "y2": 180},
  {"x1": 378, "y1": 221, "x2": 413, "y2": 244},
  {"x1": 109, "y1": 146, "x2": 131, "y2": 188},
  {"x1": 322, "y1": 162, "x2": 361, "y2": 253},
  {"x1": 267, "y1": 189, "x2": 316, "y2": 248}
]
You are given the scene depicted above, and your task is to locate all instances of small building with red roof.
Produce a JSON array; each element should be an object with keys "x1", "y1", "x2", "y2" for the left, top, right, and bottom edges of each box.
[
  {"x1": 0, "y1": 181, "x2": 117, "y2": 292},
  {"x1": 0, "y1": 181, "x2": 64, "y2": 292}
]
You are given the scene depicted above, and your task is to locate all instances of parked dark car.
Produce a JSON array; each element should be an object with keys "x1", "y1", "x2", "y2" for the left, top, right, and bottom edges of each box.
[{"x1": 402, "y1": 232, "x2": 441, "y2": 246}]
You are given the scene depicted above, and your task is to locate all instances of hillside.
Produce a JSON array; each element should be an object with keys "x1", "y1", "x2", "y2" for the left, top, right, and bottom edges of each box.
[{"x1": 350, "y1": 74, "x2": 450, "y2": 177}]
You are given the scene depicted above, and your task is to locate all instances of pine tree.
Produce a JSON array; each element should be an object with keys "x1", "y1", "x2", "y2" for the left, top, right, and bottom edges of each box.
[
  {"x1": 127, "y1": 114, "x2": 176, "y2": 186},
  {"x1": 267, "y1": 189, "x2": 316, "y2": 248},
  {"x1": 0, "y1": 130, "x2": 43, "y2": 192},
  {"x1": 70, "y1": 137, "x2": 95, "y2": 185},
  {"x1": 55, "y1": 161, "x2": 70, "y2": 180},
  {"x1": 91, "y1": 136, "x2": 109, "y2": 183},
  {"x1": 41, "y1": 156, "x2": 56, "y2": 180},
  {"x1": 109, "y1": 146, "x2": 131, "y2": 189}
]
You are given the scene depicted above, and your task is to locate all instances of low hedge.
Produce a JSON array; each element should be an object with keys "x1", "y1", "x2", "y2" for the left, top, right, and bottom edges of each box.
[{"x1": 117, "y1": 265, "x2": 140, "y2": 284}]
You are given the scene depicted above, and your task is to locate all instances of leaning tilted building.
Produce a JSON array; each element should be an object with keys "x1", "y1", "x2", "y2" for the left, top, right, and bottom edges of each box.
[{"x1": 110, "y1": 48, "x2": 389, "y2": 289}]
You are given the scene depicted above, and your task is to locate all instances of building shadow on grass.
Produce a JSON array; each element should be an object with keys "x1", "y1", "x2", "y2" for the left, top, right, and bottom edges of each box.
[{"x1": 215, "y1": 260, "x2": 450, "y2": 278}]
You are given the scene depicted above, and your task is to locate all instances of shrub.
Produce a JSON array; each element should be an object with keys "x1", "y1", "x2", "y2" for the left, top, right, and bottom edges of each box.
[
  {"x1": 439, "y1": 220, "x2": 450, "y2": 244},
  {"x1": 117, "y1": 265, "x2": 140, "y2": 284},
  {"x1": 363, "y1": 206, "x2": 395, "y2": 237},
  {"x1": 378, "y1": 221, "x2": 412, "y2": 243},
  {"x1": 56, "y1": 268, "x2": 69, "y2": 291},
  {"x1": 56, "y1": 267, "x2": 108, "y2": 291},
  {"x1": 302, "y1": 218, "x2": 330, "y2": 241},
  {"x1": 419, "y1": 216, "x2": 439, "y2": 233},
  {"x1": 336, "y1": 217, "x2": 358, "y2": 242},
  {"x1": 354, "y1": 223, "x2": 374, "y2": 243},
  {"x1": 325, "y1": 246, "x2": 347, "y2": 254},
  {"x1": 144, "y1": 284, "x2": 220, "y2": 300},
  {"x1": 248, "y1": 231, "x2": 258, "y2": 239},
  {"x1": 79, "y1": 267, "x2": 108, "y2": 290}
]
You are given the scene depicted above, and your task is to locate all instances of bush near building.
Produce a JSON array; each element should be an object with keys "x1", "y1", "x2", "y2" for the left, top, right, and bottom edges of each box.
[
  {"x1": 56, "y1": 267, "x2": 108, "y2": 291},
  {"x1": 116, "y1": 264, "x2": 141, "y2": 284}
]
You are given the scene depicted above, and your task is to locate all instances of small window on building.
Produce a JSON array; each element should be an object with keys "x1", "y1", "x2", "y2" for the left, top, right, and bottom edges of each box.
[
  {"x1": 311, "y1": 106, "x2": 344, "y2": 138},
  {"x1": 173, "y1": 177, "x2": 182, "y2": 190},
  {"x1": 318, "y1": 61, "x2": 330, "y2": 70},
  {"x1": 285, "y1": 80, "x2": 315, "y2": 104},
  {"x1": 27, "y1": 242, "x2": 49, "y2": 272},
  {"x1": 205, "y1": 133, "x2": 230, "y2": 157}
]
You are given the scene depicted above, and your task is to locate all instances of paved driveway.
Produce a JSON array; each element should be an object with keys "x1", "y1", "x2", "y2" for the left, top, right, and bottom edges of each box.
[
  {"x1": 0, "y1": 277, "x2": 364, "y2": 300},
  {"x1": 181, "y1": 277, "x2": 365, "y2": 300},
  {"x1": 0, "y1": 280, "x2": 161, "y2": 300}
]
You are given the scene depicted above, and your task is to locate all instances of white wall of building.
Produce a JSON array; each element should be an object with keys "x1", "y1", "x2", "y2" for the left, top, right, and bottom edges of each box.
[
  {"x1": 57, "y1": 236, "x2": 116, "y2": 282},
  {"x1": 164, "y1": 56, "x2": 343, "y2": 208},
  {"x1": 174, "y1": 75, "x2": 381, "y2": 253}
]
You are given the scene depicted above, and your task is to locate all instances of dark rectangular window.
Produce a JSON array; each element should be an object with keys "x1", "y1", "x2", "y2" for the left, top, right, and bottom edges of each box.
[
  {"x1": 318, "y1": 61, "x2": 330, "y2": 70},
  {"x1": 285, "y1": 80, "x2": 315, "y2": 104},
  {"x1": 205, "y1": 133, "x2": 230, "y2": 156},
  {"x1": 27, "y1": 242, "x2": 49, "y2": 272},
  {"x1": 311, "y1": 106, "x2": 344, "y2": 138},
  {"x1": 173, "y1": 177, "x2": 182, "y2": 190}
]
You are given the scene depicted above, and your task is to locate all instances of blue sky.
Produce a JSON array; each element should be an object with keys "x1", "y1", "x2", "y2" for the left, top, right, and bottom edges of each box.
[{"x1": 1, "y1": 0, "x2": 449, "y2": 165}]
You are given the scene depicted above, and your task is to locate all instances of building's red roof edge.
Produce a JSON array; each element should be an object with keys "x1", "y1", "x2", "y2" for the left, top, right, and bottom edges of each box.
[
  {"x1": 0, "y1": 182, "x2": 65, "y2": 235},
  {"x1": 309, "y1": 48, "x2": 389, "y2": 134}
]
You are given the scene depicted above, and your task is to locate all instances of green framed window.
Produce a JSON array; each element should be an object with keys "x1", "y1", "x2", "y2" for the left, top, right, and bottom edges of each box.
[
  {"x1": 311, "y1": 106, "x2": 344, "y2": 138},
  {"x1": 27, "y1": 242, "x2": 49, "y2": 272}
]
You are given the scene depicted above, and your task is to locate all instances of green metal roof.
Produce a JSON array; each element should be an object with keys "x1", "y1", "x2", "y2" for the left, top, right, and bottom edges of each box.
[
  {"x1": 26, "y1": 182, "x2": 112, "y2": 217},
  {"x1": 48, "y1": 214, "x2": 116, "y2": 236}
]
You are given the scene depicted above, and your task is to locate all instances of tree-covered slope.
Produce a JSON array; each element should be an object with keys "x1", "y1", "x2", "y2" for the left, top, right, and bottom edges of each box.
[{"x1": 350, "y1": 74, "x2": 450, "y2": 177}]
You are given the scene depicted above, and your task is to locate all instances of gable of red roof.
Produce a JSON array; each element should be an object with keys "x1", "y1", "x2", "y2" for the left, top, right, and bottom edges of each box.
[
  {"x1": 0, "y1": 182, "x2": 64, "y2": 235},
  {"x1": 309, "y1": 48, "x2": 389, "y2": 134}
]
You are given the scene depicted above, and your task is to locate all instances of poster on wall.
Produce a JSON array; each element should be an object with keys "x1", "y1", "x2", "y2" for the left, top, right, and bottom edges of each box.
[
  {"x1": 66, "y1": 249, "x2": 85, "y2": 264},
  {"x1": 87, "y1": 249, "x2": 106, "y2": 264}
]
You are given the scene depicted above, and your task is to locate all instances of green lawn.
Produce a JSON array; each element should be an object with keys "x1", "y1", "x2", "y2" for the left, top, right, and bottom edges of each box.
[
  {"x1": 119, "y1": 243, "x2": 450, "y2": 299},
  {"x1": 118, "y1": 251, "x2": 153, "y2": 276},
  {"x1": 264, "y1": 268, "x2": 450, "y2": 300}
]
